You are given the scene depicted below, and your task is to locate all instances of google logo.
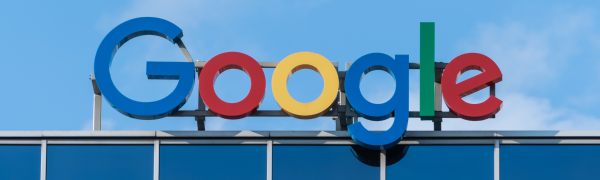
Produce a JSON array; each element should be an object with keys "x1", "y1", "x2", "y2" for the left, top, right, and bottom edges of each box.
[{"x1": 95, "y1": 17, "x2": 503, "y2": 149}]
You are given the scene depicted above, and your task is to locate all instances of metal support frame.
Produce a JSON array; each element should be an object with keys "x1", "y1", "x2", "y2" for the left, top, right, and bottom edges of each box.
[{"x1": 89, "y1": 60, "x2": 485, "y2": 131}]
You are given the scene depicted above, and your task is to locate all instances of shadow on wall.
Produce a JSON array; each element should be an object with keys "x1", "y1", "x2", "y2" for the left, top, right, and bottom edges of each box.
[{"x1": 350, "y1": 145, "x2": 410, "y2": 166}]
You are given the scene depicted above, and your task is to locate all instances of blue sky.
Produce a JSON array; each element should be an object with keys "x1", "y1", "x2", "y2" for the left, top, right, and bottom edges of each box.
[{"x1": 1, "y1": 0, "x2": 600, "y2": 131}]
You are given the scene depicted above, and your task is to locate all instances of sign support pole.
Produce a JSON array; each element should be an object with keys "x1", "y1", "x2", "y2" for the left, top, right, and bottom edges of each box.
[
  {"x1": 91, "y1": 74, "x2": 102, "y2": 131},
  {"x1": 433, "y1": 66, "x2": 443, "y2": 131}
]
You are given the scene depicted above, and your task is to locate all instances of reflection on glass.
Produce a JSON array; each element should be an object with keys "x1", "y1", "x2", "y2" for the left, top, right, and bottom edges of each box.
[
  {"x1": 0, "y1": 145, "x2": 40, "y2": 180},
  {"x1": 387, "y1": 145, "x2": 493, "y2": 180},
  {"x1": 274, "y1": 145, "x2": 380, "y2": 180},
  {"x1": 46, "y1": 145, "x2": 153, "y2": 180},
  {"x1": 502, "y1": 145, "x2": 600, "y2": 180},
  {"x1": 160, "y1": 145, "x2": 266, "y2": 180}
]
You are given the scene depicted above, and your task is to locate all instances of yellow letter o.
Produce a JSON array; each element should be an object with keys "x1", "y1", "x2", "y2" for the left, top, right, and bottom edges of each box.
[{"x1": 271, "y1": 52, "x2": 339, "y2": 119}]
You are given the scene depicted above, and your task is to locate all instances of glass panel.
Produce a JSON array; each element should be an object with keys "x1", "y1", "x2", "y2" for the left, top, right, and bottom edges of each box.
[
  {"x1": 160, "y1": 145, "x2": 266, "y2": 180},
  {"x1": 0, "y1": 145, "x2": 40, "y2": 180},
  {"x1": 501, "y1": 145, "x2": 600, "y2": 180},
  {"x1": 274, "y1": 145, "x2": 380, "y2": 180},
  {"x1": 387, "y1": 145, "x2": 493, "y2": 180},
  {"x1": 47, "y1": 145, "x2": 153, "y2": 180}
]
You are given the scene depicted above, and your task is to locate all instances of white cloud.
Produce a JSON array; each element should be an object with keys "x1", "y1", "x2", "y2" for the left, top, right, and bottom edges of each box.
[
  {"x1": 437, "y1": 9, "x2": 600, "y2": 130},
  {"x1": 461, "y1": 10, "x2": 596, "y2": 93}
]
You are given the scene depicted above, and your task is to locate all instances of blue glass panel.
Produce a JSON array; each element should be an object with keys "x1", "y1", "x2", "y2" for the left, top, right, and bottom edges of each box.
[
  {"x1": 0, "y1": 145, "x2": 40, "y2": 180},
  {"x1": 47, "y1": 145, "x2": 153, "y2": 180},
  {"x1": 274, "y1": 145, "x2": 380, "y2": 180},
  {"x1": 501, "y1": 145, "x2": 600, "y2": 180},
  {"x1": 160, "y1": 145, "x2": 266, "y2": 180},
  {"x1": 387, "y1": 145, "x2": 493, "y2": 180}
]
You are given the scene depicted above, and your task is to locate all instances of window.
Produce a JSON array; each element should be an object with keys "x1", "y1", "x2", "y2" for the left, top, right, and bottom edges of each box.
[
  {"x1": 387, "y1": 145, "x2": 493, "y2": 180},
  {"x1": 274, "y1": 145, "x2": 380, "y2": 180},
  {"x1": 46, "y1": 145, "x2": 153, "y2": 180},
  {"x1": 501, "y1": 145, "x2": 600, "y2": 180},
  {"x1": 0, "y1": 145, "x2": 40, "y2": 180},
  {"x1": 160, "y1": 145, "x2": 266, "y2": 180}
]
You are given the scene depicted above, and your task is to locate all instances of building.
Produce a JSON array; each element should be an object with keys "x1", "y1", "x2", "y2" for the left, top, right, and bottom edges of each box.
[{"x1": 0, "y1": 130, "x2": 598, "y2": 180}]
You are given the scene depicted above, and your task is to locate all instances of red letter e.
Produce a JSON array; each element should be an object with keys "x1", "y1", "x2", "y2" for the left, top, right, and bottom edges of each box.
[{"x1": 441, "y1": 53, "x2": 502, "y2": 120}]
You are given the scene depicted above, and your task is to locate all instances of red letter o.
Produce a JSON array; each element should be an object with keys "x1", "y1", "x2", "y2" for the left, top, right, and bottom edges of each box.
[{"x1": 199, "y1": 52, "x2": 266, "y2": 119}]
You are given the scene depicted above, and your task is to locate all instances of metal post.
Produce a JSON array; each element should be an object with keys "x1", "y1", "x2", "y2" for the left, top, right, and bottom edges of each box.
[
  {"x1": 90, "y1": 74, "x2": 102, "y2": 131},
  {"x1": 179, "y1": 39, "x2": 205, "y2": 131},
  {"x1": 432, "y1": 118, "x2": 442, "y2": 131},
  {"x1": 93, "y1": 94, "x2": 102, "y2": 131},
  {"x1": 336, "y1": 84, "x2": 348, "y2": 131},
  {"x1": 335, "y1": 62, "x2": 351, "y2": 131},
  {"x1": 196, "y1": 68, "x2": 206, "y2": 131},
  {"x1": 195, "y1": 117, "x2": 205, "y2": 131},
  {"x1": 433, "y1": 67, "x2": 443, "y2": 131}
]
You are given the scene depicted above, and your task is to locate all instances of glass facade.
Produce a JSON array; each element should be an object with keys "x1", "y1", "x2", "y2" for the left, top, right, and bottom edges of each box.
[
  {"x1": 0, "y1": 145, "x2": 40, "y2": 180},
  {"x1": 387, "y1": 145, "x2": 494, "y2": 180},
  {"x1": 46, "y1": 145, "x2": 154, "y2": 180},
  {"x1": 160, "y1": 145, "x2": 266, "y2": 180},
  {"x1": 273, "y1": 145, "x2": 380, "y2": 180},
  {"x1": 501, "y1": 145, "x2": 600, "y2": 180},
  {"x1": 1, "y1": 132, "x2": 600, "y2": 180}
]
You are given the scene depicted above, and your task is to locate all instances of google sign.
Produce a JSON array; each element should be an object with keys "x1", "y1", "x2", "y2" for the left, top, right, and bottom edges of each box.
[{"x1": 94, "y1": 17, "x2": 503, "y2": 149}]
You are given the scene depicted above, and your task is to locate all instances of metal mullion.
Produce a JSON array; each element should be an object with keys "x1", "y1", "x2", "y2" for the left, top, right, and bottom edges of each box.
[
  {"x1": 267, "y1": 140, "x2": 273, "y2": 180},
  {"x1": 154, "y1": 140, "x2": 160, "y2": 180},
  {"x1": 494, "y1": 140, "x2": 500, "y2": 180},
  {"x1": 40, "y1": 139, "x2": 47, "y2": 180}
]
